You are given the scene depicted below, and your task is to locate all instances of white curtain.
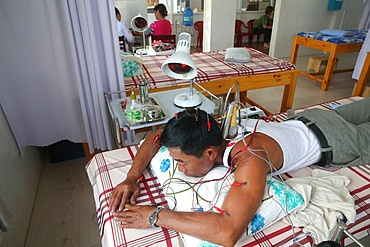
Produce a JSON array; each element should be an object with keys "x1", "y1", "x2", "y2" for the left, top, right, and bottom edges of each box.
[
  {"x1": 358, "y1": 0, "x2": 370, "y2": 30},
  {"x1": 353, "y1": 0, "x2": 370, "y2": 80},
  {"x1": 0, "y1": 0, "x2": 125, "y2": 153}
]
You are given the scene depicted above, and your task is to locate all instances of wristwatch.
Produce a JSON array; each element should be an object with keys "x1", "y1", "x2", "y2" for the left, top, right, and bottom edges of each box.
[{"x1": 148, "y1": 205, "x2": 165, "y2": 227}]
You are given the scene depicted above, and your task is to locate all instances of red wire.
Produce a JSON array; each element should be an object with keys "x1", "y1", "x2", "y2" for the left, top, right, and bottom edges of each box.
[{"x1": 229, "y1": 117, "x2": 262, "y2": 168}]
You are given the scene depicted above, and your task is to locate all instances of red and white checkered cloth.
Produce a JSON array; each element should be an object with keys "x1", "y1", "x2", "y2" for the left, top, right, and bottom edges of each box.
[
  {"x1": 125, "y1": 48, "x2": 296, "y2": 89},
  {"x1": 86, "y1": 96, "x2": 370, "y2": 247},
  {"x1": 86, "y1": 147, "x2": 183, "y2": 247}
]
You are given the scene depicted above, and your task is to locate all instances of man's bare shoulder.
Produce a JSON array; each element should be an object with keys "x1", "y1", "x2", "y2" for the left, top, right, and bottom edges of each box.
[{"x1": 229, "y1": 133, "x2": 283, "y2": 175}]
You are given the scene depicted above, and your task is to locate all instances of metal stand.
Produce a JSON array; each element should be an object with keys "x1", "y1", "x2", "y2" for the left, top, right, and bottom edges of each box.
[
  {"x1": 317, "y1": 216, "x2": 365, "y2": 247},
  {"x1": 335, "y1": 218, "x2": 365, "y2": 247}
]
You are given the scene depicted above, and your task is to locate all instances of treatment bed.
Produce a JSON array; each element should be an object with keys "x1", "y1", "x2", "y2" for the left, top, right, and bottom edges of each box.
[
  {"x1": 290, "y1": 30, "x2": 367, "y2": 91},
  {"x1": 124, "y1": 48, "x2": 298, "y2": 113},
  {"x1": 86, "y1": 96, "x2": 370, "y2": 247}
]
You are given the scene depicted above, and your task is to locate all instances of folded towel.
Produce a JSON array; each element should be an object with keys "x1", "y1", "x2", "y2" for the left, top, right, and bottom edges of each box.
[
  {"x1": 319, "y1": 29, "x2": 356, "y2": 37},
  {"x1": 225, "y1": 47, "x2": 251, "y2": 64},
  {"x1": 283, "y1": 169, "x2": 356, "y2": 244}
]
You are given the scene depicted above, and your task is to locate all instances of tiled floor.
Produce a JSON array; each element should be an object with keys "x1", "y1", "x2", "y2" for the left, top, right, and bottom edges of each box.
[
  {"x1": 24, "y1": 157, "x2": 101, "y2": 247},
  {"x1": 24, "y1": 44, "x2": 368, "y2": 247}
]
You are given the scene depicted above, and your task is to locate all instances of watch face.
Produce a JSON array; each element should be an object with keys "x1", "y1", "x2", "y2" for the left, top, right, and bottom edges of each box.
[{"x1": 149, "y1": 214, "x2": 156, "y2": 226}]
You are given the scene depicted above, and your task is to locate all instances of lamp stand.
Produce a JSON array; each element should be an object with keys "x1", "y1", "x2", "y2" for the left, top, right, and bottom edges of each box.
[
  {"x1": 142, "y1": 31, "x2": 146, "y2": 49},
  {"x1": 173, "y1": 79, "x2": 202, "y2": 108}
]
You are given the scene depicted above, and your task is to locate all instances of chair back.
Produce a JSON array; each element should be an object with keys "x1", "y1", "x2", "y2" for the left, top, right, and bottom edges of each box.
[
  {"x1": 151, "y1": 35, "x2": 176, "y2": 47},
  {"x1": 235, "y1": 20, "x2": 242, "y2": 33},
  {"x1": 118, "y1": 36, "x2": 127, "y2": 52},
  {"x1": 247, "y1": 19, "x2": 262, "y2": 43},
  {"x1": 193, "y1": 21, "x2": 204, "y2": 48},
  {"x1": 247, "y1": 19, "x2": 256, "y2": 33},
  {"x1": 194, "y1": 21, "x2": 203, "y2": 33}
]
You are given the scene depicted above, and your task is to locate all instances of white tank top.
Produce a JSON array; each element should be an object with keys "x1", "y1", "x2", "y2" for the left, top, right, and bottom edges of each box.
[{"x1": 222, "y1": 119, "x2": 321, "y2": 175}]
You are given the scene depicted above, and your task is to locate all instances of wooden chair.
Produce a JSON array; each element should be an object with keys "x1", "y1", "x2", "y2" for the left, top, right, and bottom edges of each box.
[
  {"x1": 247, "y1": 19, "x2": 263, "y2": 44},
  {"x1": 193, "y1": 21, "x2": 203, "y2": 48},
  {"x1": 151, "y1": 35, "x2": 176, "y2": 47},
  {"x1": 118, "y1": 36, "x2": 127, "y2": 52},
  {"x1": 235, "y1": 20, "x2": 251, "y2": 46}
]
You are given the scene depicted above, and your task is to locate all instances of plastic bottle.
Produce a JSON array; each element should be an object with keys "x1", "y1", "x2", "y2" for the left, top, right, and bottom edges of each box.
[
  {"x1": 183, "y1": 7, "x2": 193, "y2": 26},
  {"x1": 125, "y1": 87, "x2": 143, "y2": 124}
]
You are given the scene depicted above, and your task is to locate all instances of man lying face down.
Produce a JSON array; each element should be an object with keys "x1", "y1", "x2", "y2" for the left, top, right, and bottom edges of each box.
[{"x1": 108, "y1": 97, "x2": 370, "y2": 247}]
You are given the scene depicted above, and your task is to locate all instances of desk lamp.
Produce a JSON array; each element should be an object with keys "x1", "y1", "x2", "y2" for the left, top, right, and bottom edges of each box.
[
  {"x1": 131, "y1": 14, "x2": 149, "y2": 51},
  {"x1": 161, "y1": 32, "x2": 201, "y2": 108}
]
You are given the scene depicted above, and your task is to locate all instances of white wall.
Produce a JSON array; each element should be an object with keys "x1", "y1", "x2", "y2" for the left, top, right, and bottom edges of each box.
[
  {"x1": 0, "y1": 107, "x2": 44, "y2": 246},
  {"x1": 204, "y1": 0, "x2": 237, "y2": 51},
  {"x1": 270, "y1": 0, "x2": 367, "y2": 58},
  {"x1": 114, "y1": 0, "x2": 147, "y2": 28}
]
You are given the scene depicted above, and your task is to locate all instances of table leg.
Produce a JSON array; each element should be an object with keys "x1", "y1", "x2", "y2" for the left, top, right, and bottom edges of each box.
[
  {"x1": 352, "y1": 52, "x2": 370, "y2": 96},
  {"x1": 290, "y1": 35, "x2": 300, "y2": 64},
  {"x1": 281, "y1": 70, "x2": 298, "y2": 112},
  {"x1": 321, "y1": 46, "x2": 339, "y2": 91},
  {"x1": 83, "y1": 142, "x2": 97, "y2": 162}
]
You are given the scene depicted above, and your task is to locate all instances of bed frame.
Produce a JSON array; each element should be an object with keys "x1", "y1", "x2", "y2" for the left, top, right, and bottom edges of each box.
[{"x1": 86, "y1": 96, "x2": 370, "y2": 247}]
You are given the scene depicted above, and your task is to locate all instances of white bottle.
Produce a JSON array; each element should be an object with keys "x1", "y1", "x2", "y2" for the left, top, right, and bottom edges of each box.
[{"x1": 125, "y1": 87, "x2": 143, "y2": 124}]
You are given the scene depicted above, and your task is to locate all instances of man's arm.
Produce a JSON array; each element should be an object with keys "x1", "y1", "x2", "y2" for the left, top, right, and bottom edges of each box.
[
  {"x1": 162, "y1": 158, "x2": 268, "y2": 246},
  {"x1": 118, "y1": 22, "x2": 135, "y2": 43},
  {"x1": 109, "y1": 131, "x2": 161, "y2": 212},
  {"x1": 113, "y1": 146, "x2": 276, "y2": 245},
  {"x1": 113, "y1": 154, "x2": 269, "y2": 246},
  {"x1": 113, "y1": 133, "x2": 283, "y2": 246}
]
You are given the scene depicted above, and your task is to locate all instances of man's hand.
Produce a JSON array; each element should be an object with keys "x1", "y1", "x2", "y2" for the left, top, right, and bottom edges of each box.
[
  {"x1": 108, "y1": 176, "x2": 141, "y2": 212},
  {"x1": 113, "y1": 204, "x2": 159, "y2": 228}
]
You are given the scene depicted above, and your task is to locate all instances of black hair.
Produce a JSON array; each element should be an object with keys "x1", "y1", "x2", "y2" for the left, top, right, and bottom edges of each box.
[
  {"x1": 265, "y1": 6, "x2": 274, "y2": 15},
  {"x1": 115, "y1": 7, "x2": 120, "y2": 16},
  {"x1": 154, "y1": 4, "x2": 168, "y2": 17},
  {"x1": 160, "y1": 108, "x2": 223, "y2": 159}
]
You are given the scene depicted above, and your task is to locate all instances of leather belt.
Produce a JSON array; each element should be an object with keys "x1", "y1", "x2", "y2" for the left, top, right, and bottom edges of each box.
[{"x1": 295, "y1": 116, "x2": 333, "y2": 166}]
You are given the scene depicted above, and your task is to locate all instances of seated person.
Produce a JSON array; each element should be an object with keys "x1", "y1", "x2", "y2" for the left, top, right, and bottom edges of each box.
[
  {"x1": 115, "y1": 7, "x2": 134, "y2": 51},
  {"x1": 149, "y1": 4, "x2": 172, "y2": 36},
  {"x1": 108, "y1": 98, "x2": 370, "y2": 246},
  {"x1": 254, "y1": 5, "x2": 274, "y2": 49}
]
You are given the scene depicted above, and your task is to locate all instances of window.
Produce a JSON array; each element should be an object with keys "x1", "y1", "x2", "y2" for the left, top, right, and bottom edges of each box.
[
  {"x1": 147, "y1": 0, "x2": 159, "y2": 13},
  {"x1": 243, "y1": 0, "x2": 273, "y2": 11}
]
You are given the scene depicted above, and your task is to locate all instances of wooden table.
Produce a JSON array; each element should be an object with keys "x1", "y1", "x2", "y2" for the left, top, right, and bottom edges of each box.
[
  {"x1": 290, "y1": 32, "x2": 366, "y2": 91},
  {"x1": 125, "y1": 48, "x2": 298, "y2": 114}
]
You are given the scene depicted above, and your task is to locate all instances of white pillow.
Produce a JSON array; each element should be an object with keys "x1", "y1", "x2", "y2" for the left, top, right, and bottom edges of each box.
[
  {"x1": 224, "y1": 47, "x2": 251, "y2": 64},
  {"x1": 319, "y1": 29, "x2": 356, "y2": 37},
  {"x1": 150, "y1": 146, "x2": 304, "y2": 246}
]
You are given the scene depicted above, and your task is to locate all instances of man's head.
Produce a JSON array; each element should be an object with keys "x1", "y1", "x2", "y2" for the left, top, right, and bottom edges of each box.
[
  {"x1": 160, "y1": 108, "x2": 223, "y2": 158},
  {"x1": 265, "y1": 6, "x2": 274, "y2": 15},
  {"x1": 115, "y1": 7, "x2": 121, "y2": 21},
  {"x1": 160, "y1": 108, "x2": 223, "y2": 177}
]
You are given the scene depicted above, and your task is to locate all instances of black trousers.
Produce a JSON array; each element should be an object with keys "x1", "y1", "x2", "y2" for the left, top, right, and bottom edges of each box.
[{"x1": 254, "y1": 28, "x2": 272, "y2": 43}]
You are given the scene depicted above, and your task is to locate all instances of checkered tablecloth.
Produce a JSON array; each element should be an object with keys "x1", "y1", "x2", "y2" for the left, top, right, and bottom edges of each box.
[
  {"x1": 124, "y1": 48, "x2": 296, "y2": 89},
  {"x1": 86, "y1": 96, "x2": 370, "y2": 247}
]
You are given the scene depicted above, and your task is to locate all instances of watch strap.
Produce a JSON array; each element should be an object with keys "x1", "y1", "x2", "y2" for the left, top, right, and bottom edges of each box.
[{"x1": 149, "y1": 205, "x2": 165, "y2": 227}]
